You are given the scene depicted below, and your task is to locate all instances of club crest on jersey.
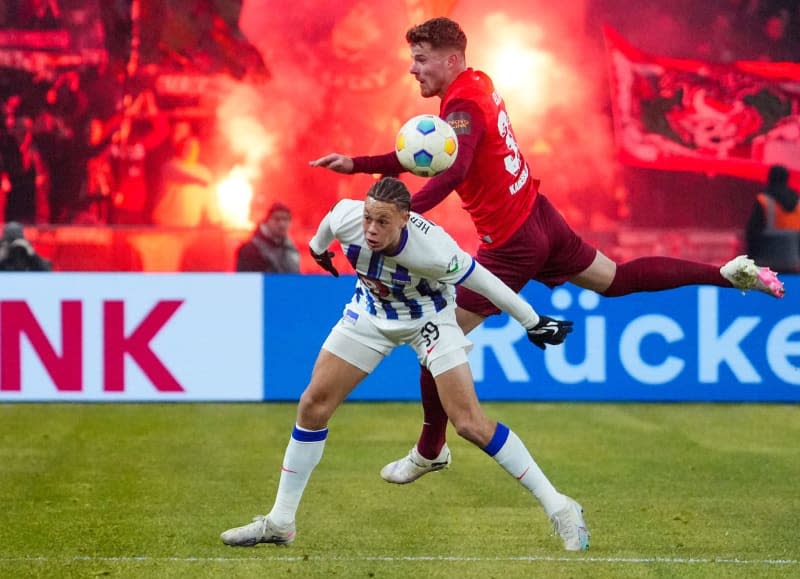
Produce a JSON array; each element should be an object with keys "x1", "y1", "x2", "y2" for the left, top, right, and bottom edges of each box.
[
  {"x1": 446, "y1": 255, "x2": 460, "y2": 273},
  {"x1": 359, "y1": 274, "x2": 391, "y2": 298}
]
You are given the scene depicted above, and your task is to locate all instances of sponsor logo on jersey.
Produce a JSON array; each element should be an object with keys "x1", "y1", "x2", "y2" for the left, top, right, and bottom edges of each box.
[
  {"x1": 446, "y1": 255, "x2": 460, "y2": 273},
  {"x1": 446, "y1": 111, "x2": 472, "y2": 135},
  {"x1": 344, "y1": 309, "x2": 359, "y2": 325}
]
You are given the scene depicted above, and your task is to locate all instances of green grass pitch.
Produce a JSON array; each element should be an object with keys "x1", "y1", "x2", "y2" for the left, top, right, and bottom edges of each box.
[{"x1": 0, "y1": 402, "x2": 798, "y2": 578}]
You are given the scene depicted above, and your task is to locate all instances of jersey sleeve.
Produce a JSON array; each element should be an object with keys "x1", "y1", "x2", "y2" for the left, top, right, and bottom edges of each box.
[
  {"x1": 406, "y1": 219, "x2": 475, "y2": 284},
  {"x1": 351, "y1": 152, "x2": 405, "y2": 175},
  {"x1": 410, "y1": 99, "x2": 485, "y2": 214},
  {"x1": 419, "y1": 222, "x2": 539, "y2": 329},
  {"x1": 309, "y1": 199, "x2": 359, "y2": 253}
]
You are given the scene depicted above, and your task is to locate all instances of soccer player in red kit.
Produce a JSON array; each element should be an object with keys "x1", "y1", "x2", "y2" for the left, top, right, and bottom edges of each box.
[{"x1": 310, "y1": 16, "x2": 785, "y2": 522}]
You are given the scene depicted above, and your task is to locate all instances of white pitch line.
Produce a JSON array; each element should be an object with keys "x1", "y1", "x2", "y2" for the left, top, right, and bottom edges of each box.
[{"x1": 0, "y1": 555, "x2": 797, "y2": 565}]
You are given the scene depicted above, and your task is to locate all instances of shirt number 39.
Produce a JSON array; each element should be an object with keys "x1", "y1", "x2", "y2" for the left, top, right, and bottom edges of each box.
[{"x1": 420, "y1": 321, "x2": 440, "y2": 348}]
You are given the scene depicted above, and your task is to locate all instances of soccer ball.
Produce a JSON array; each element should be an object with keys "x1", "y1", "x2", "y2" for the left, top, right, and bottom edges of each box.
[{"x1": 395, "y1": 114, "x2": 458, "y2": 177}]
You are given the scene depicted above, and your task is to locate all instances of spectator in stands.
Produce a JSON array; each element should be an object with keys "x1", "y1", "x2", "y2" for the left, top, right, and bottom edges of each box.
[
  {"x1": 236, "y1": 202, "x2": 300, "y2": 273},
  {"x1": 0, "y1": 221, "x2": 51, "y2": 271},
  {"x1": 80, "y1": 117, "x2": 118, "y2": 223},
  {"x1": 108, "y1": 90, "x2": 171, "y2": 225},
  {"x1": 4, "y1": 114, "x2": 50, "y2": 224},
  {"x1": 45, "y1": 70, "x2": 90, "y2": 136},
  {"x1": 2, "y1": 100, "x2": 48, "y2": 224},
  {"x1": 746, "y1": 164, "x2": 800, "y2": 272},
  {"x1": 32, "y1": 109, "x2": 72, "y2": 223},
  {"x1": 0, "y1": 104, "x2": 22, "y2": 222},
  {"x1": 746, "y1": 5, "x2": 798, "y2": 61},
  {"x1": 747, "y1": 165, "x2": 800, "y2": 236},
  {"x1": 151, "y1": 135, "x2": 219, "y2": 227}
]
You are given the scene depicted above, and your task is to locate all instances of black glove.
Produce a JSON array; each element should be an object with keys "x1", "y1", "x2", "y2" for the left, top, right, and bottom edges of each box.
[
  {"x1": 527, "y1": 316, "x2": 573, "y2": 350},
  {"x1": 309, "y1": 246, "x2": 339, "y2": 277}
]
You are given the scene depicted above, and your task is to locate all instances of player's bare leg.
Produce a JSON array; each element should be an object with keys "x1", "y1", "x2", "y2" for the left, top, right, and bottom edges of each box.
[
  {"x1": 380, "y1": 307, "x2": 487, "y2": 483},
  {"x1": 573, "y1": 250, "x2": 784, "y2": 298},
  {"x1": 570, "y1": 250, "x2": 616, "y2": 293},
  {"x1": 385, "y1": 248, "x2": 785, "y2": 485},
  {"x1": 435, "y1": 362, "x2": 589, "y2": 551},
  {"x1": 221, "y1": 351, "x2": 367, "y2": 547}
]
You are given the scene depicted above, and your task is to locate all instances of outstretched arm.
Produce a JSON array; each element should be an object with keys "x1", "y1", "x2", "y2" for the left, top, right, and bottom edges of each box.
[
  {"x1": 310, "y1": 152, "x2": 404, "y2": 176},
  {"x1": 310, "y1": 100, "x2": 483, "y2": 215},
  {"x1": 309, "y1": 153, "x2": 354, "y2": 174}
]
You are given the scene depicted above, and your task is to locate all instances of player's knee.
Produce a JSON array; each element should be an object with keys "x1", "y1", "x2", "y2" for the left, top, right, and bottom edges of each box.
[
  {"x1": 451, "y1": 413, "x2": 490, "y2": 446},
  {"x1": 297, "y1": 388, "x2": 333, "y2": 429}
]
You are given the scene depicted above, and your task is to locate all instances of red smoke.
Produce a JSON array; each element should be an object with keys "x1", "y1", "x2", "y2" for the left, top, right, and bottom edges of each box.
[{"x1": 232, "y1": 0, "x2": 616, "y2": 251}]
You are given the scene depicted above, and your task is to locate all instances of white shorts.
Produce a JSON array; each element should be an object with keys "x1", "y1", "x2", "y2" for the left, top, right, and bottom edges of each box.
[{"x1": 321, "y1": 301, "x2": 471, "y2": 377}]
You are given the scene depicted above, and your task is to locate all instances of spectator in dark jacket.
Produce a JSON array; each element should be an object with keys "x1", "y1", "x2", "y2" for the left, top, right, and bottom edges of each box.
[
  {"x1": 0, "y1": 221, "x2": 52, "y2": 271},
  {"x1": 746, "y1": 165, "x2": 800, "y2": 241},
  {"x1": 745, "y1": 164, "x2": 800, "y2": 272},
  {"x1": 235, "y1": 202, "x2": 300, "y2": 273}
]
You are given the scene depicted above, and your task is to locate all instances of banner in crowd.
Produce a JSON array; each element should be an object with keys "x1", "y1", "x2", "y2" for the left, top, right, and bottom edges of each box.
[
  {"x1": 604, "y1": 26, "x2": 800, "y2": 183},
  {"x1": 0, "y1": 274, "x2": 797, "y2": 402},
  {"x1": 0, "y1": 29, "x2": 107, "y2": 74}
]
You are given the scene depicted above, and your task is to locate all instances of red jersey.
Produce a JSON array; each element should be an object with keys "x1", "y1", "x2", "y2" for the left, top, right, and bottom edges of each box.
[
  {"x1": 434, "y1": 69, "x2": 538, "y2": 247},
  {"x1": 351, "y1": 69, "x2": 538, "y2": 248}
]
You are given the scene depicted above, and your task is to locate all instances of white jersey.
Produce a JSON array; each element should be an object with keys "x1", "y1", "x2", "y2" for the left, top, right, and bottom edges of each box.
[{"x1": 310, "y1": 199, "x2": 475, "y2": 323}]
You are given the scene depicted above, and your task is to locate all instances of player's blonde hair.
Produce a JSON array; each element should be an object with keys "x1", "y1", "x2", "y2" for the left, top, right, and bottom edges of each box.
[{"x1": 366, "y1": 177, "x2": 411, "y2": 213}]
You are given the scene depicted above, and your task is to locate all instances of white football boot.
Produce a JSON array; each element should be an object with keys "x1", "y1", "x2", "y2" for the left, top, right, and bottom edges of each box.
[
  {"x1": 220, "y1": 515, "x2": 295, "y2": 547},
  {"x1": 380, "y1": 444, "x2": 451, "y2": 484},
  {"x1": 549, "y1": 496, "x2": 590, "y2": 552},
  {"x1": 720, "y1": 255, "x2": 785, "y2": 298}
]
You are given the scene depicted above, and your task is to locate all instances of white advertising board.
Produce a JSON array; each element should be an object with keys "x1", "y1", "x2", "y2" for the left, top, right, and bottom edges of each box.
[{"x1": 0, "y1": 274, "x2": 263, "y2": 401}]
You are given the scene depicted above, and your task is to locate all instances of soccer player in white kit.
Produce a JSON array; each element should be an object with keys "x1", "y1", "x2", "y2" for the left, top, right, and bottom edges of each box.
[{"x1": 220, "y1": 177, "x2": 589, "y2": 551}]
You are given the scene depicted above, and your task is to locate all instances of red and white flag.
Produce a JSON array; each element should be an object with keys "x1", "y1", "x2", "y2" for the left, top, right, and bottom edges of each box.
[{"x1": 604, "y1": 26, "x2": 800, "y2": 184}]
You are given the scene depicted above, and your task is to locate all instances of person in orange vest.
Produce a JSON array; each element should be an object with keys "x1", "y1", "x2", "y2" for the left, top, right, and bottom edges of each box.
[{"x1": 746, "y1": 164, "x2": 800, "y2": 271}]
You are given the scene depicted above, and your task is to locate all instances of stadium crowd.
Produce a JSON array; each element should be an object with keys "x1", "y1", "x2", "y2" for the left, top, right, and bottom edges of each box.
[{"x1": 0, "y1": 0, "x2": 798, "y2": 271}]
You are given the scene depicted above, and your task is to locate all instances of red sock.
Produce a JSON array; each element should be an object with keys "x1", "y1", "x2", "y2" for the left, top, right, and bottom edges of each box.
[
  {"x1": 416, "y1": 365, "x2": 448, "y2": 459},
  {"x1": 602, "y1": 257, "x2": 728, "y2": 297}
]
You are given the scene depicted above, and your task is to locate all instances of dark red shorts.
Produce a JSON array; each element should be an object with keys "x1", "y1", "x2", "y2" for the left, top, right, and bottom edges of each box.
[{"x1": 456, "y1": 193, "x2": 597, "y2": 317}]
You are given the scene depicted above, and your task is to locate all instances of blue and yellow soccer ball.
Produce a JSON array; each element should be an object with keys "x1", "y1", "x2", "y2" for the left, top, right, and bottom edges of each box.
[{"x1": 395, "y1": 114, "x2": 458, "y2": 177}]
